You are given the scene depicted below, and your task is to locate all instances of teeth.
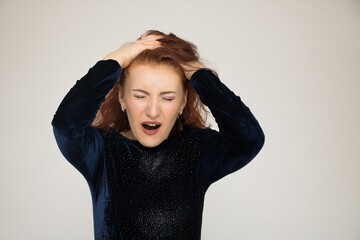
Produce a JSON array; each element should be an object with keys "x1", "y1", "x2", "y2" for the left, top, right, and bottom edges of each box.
[{"x1": 143, "y1": 123, "x2": 160, "y2": 130}]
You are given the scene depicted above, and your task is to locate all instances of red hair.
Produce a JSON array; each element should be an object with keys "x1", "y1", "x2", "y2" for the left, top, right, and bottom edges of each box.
[{"x1": 92, "y1": 30, "x2": 209, "y2": 133}]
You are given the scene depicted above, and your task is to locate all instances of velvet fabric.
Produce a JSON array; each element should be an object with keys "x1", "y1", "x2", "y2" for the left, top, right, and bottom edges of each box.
[{"x1": 52, "y1": 60, "x2": 264, "y2": 239}]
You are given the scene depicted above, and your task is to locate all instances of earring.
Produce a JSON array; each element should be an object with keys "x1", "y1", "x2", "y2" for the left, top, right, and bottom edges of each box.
[{"x1": 121, "y1": 106, "x2": 126, "y2": 112}]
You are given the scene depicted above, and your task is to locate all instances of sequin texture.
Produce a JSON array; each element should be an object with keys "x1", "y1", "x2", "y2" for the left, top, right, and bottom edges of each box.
[{"x1": 98, "y1": 128, "x2": 203, "y2": 239}]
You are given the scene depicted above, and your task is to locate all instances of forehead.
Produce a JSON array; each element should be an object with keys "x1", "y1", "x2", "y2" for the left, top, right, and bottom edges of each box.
[{"x1": 126, "y1": 64, "x2": 183, "y2": 91}]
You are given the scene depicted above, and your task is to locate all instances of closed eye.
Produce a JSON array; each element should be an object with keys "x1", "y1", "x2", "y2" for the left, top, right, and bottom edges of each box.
[
  {"x1": 134, "y1": 95, "x2": 145, "y2": 99},
  {"x1": 162, "y1": 97, "x2": 175, "y2": 101}
]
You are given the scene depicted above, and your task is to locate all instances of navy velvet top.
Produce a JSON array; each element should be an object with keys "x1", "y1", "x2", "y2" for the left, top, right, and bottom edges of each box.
[{"x1": 52, "y1": 60, "x2": 264, "y2": 239}]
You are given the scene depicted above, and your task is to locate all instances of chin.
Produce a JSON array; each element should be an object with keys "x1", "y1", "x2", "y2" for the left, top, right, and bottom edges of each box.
[
  {"x1": 134, "y1": 127, "x2": 170, "y2": 148},
  {"x1": 139, "y1": 138, "x2": 164, "y2": 148},
  {"x1": 135, "y1": 133, "x2": 165, "y2": 148}
]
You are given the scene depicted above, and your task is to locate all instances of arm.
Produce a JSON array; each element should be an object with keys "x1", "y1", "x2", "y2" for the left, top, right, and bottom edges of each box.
[
  {"x1": 52, "y1": 36, "x2": 161, "y2": 185},
  {"x1": 190, "y1": 69, "x2": 265, "y2": 187},
  {"x1": 52, "y1": 60, "x2": 121, "y2": 184}
]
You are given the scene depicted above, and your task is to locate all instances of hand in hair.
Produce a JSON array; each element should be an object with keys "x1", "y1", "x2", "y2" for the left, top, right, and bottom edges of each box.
[
  {"x1": 181, "y1": 61, "x2": 206, "y2": 79},
  {"x1": 102, "y1": 35, "x2": 161, "y2": 68}
]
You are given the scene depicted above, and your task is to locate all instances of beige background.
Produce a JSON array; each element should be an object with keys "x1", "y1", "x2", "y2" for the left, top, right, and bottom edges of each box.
[{"x1": 1, "y1": 0, "x2": 359, "y2": 239}]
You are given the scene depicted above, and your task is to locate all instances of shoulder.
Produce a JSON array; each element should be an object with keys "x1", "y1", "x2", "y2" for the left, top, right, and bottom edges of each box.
[{"x1": 177, "y1": 127, "x2": 219, "y2": 145}]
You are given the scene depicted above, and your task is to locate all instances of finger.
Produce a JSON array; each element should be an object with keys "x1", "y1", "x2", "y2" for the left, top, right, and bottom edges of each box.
[
  {"x1": 141, "y1": 34, "x2": 163, "y2": 41},
  {"x1": 140, "y1": 39, "x2": 161, "y2": 45},
  {"x1": 135, "y1": 38, "x2": 161, "y2": 47},
  {"x1": 145, "y1": 42, "x2": 161, "y2": 50},
  {"x1": 140, "y1": 39, "x2": 162, "y2": 50},
  {"x1": 140, "y1": 37, "x2": 163, "y2": 46}
]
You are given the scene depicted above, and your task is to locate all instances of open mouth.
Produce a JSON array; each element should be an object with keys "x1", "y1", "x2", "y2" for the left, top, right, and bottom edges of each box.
[{"x1": 142, "y1": 123, "x2": 161, "y2": 131}]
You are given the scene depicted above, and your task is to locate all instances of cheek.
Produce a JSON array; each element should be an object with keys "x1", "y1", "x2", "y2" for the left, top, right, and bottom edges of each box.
[
  {"x1": 126, "y1": 99, "x2": 145, "y2": 116},
  {"x1": 162, "y1": 102, "x2": 182, "y2": 120}
]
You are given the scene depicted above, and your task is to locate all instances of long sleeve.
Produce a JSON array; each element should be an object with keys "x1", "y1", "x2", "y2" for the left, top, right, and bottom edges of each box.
[
  {"x1": 51, "y1": 60, "x2": 121, "y2": 185},
  {"x1": 190, "y1": 69, "x2": 265, "y2": 187}
]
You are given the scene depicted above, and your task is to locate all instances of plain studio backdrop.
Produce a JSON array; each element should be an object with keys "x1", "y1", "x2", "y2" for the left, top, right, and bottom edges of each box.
[{"x1": 0, "y1": 0, "x2": 359, "y2": 239}]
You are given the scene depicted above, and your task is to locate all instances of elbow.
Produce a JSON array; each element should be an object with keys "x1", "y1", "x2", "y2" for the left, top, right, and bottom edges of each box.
[
  {"x1": 242, "y1": 126, "x2": 264, "y2": 158},
  {"x1": 252, "y1": 127, "x2": 265, "y2": 156},
  {"x1": 51, "y1": 111, "x2": 67, "y2": 129}
]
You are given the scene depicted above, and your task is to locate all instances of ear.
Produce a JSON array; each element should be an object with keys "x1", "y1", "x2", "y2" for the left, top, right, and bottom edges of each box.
[
  {"x1": 181, "y1": 90, "x2": 187, "y2": 111},
  {"x1": 118, "y1": 91, "x2": 126, "y2": 110}
]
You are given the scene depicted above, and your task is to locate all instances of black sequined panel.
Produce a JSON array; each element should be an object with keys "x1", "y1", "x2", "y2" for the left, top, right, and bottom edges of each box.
[{"x1": 100, "y1": 128, "x2": 204, "y2": 240}]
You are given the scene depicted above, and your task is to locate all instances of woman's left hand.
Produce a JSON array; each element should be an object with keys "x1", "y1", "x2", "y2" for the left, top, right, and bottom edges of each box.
[{"x1": 181, "y1": 61, "x2": 206, "y2": 79}]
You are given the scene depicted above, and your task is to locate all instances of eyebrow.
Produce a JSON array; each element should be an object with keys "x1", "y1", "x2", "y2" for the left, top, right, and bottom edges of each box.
[{"x1": 131, "y1": 89, "x2": 177, "y2": 95}]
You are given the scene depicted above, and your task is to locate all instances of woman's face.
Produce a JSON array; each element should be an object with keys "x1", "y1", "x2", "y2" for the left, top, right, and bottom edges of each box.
[{"x1": 119, "y1": 63, "x2": 187, "y2": 148}]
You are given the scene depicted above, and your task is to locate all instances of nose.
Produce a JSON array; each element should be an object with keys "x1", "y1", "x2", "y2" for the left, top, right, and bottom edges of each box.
[{"x1": 146, "y1": 99, "x2": 160, "y2": 118}]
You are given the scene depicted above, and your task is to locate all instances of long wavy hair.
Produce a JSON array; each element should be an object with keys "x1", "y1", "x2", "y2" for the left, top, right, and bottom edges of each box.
[{"x1": 92, "y1": 30, "x2": 209, "y2": 133}]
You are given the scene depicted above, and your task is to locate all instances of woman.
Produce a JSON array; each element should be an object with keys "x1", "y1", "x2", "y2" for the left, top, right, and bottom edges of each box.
[{"x1": 52, "y1": 30, "x2": 264, "y2": 240}]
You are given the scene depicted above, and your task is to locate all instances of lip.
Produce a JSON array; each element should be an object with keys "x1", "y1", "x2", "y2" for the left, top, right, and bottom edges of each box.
[{"x1": 141, "y1": 121, "x2": 161, "y2": 136}]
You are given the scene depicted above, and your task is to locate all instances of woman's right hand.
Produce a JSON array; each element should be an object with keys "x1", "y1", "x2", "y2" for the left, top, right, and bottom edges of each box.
[{"x1": 102, "y1": 35, "x2": 162, "y2": 68}]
